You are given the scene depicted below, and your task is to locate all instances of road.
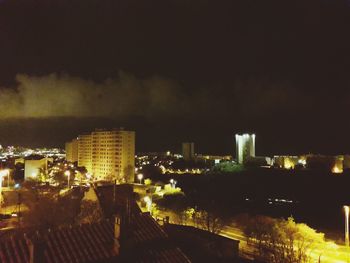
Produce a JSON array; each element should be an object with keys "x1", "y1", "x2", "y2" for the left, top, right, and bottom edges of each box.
[{"x1": 154, "y1": 208, "x2": 350, "y2": 263}]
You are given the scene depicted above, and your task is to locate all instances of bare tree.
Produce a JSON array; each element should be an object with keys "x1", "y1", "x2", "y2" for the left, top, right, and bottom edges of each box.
[
  {"x1": 195, "y1": 209, "x2": 226, "y2": 235},
  {"x1": 123, "y1": 165, "x2": 134, "y2": 183},
  {"x1": 77, "y1": 200, "x2": 103, "y2": 224}
]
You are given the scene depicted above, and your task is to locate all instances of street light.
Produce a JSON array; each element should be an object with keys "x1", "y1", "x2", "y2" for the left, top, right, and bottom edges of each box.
[
  {"x1": 137, "y1": 173, "x2": 143, "y2": 184},
  {"x1": 65, "y1": 170, "x2": 71, "y2": 189},
  {"x1": 344, "y1": 205, "x2": 350, "y2": 247},
  {"x1": 170, "y1": 178, "x2": 177, "y2": 189},
  {"x1": 0, "y1": 174, "x2": 3, "y2": 212}
]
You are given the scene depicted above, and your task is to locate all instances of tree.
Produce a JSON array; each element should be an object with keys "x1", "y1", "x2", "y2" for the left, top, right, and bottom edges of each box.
[
  {"x1": 22, "y1": 195, "x2": 80, "y2": 229},
  {"x1": 194, "y1": 209, "x2": 227, "y2": 235},
  {"x1": 13, "y1": 163, "x2": 24, "y2": 181},
  {"x1": 242, "y1": 215, "x2": 325, "y2": 263},
  {"x1": 77, "y1": 200, "x2": 103, "y2": 224},
  {"x1": 38, "y1": 167, "x2": 51, "y2": 183},
  {"x1": 123, "y1": 165, "x2": 134, "y2": 183}
]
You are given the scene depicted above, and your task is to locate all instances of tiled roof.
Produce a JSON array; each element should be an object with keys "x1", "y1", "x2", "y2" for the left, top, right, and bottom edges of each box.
[
  {"x1": 0, "y1": 236, "x2": 29, "y2": 263},
  {"x1": 129, "y1": 212, "x2": 168, "y2": 245},
  {"x1": 0, "y1": 185, "x2": 191, "y2": 263},
  {"x1": 123, "y1": 213, "x2": 191, "y2": 263},
  {"x1": 95, "y1": 185, "x2": 191, "y2": 262},
  {"x1": 44, "y1": 221, "x2": 117, "y2": 263},
  {"x1": 0, "y1": 221, "x2": 118, "y2": 263},
  {"x1": 136, "y1": 247, "x2": 190, "y2": 263}
]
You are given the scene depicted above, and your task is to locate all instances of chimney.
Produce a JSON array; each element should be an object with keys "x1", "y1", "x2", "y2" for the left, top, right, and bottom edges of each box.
[
  {"x1": 164, "y1": 216, "x2": 170, "y2": 225},
  {"x1": 26, "y1": 233, "x2": 46, "y2": 263},
  {"x1": 114, "y1": 216, "x2": 121, "y2": 255}
]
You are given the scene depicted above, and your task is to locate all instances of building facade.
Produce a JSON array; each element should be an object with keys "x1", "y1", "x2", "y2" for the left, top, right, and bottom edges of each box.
[
  {"x1": 235, "y1": 134, "x2": 255, "y2": 164},
  {"x1": 182, "y1": 142, "x2": 195, "y2": 161},
  {"x1": 16, "y1": 156, "x2": 50, "y2": 180},
  {"x1": 65, "y1": 138, "x2": 79, "y2": 163},
  {"x1": 77, "y1": 129, "x2": 135, "y2": 182},
  {"x1": 78, "y1": 134, "x2": 93, "y2": 174}
]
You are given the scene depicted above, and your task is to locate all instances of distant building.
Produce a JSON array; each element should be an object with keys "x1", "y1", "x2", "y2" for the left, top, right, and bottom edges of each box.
[
  {"x1": 15, "y1": 155, "x2": 51, "y2": 180},
  {"x1": 182, "y1": 142, "x2": 195, "y2": 161},
  {"x1": 344, "y1": 155, "x2": 350, "y2": 170},
  {"x1": 76, "y1": 128, "x2": 135, "y2": 182},
  {"x1": 196, "y1": 154, "x2": 232, "y2": 163},
  {"x1": 273, "y1": 156, "x2": 299, "y2": 169},
  {"x1": 304, "y1": 154, "x2": 343, "y2": 173},
  {"x1": 235, "y1": 134, "x2": 255, "y2": 164},
  {"x1": 65, "y1": 138, "x2": 78, "y2": 163}
]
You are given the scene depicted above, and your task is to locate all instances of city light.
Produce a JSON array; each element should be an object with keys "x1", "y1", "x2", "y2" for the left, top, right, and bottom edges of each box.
[
  {"x1": 65, "y1": 170, "x2": 71, "y2": 189},
  {"x1": 344, "y1": 206, "x2": 349, "y2": 247},
  {"x1": 143, "y1": 196, "x2": 152, "y2": 212},
  {"x1": 137, "y1": 173, "x2": 143, "y2": 184},
  {"x1": 332, "y1": 165, "x2": 343, "y2": 174},
  {"x1": 0, "y1": 169, "x2": 9, "y2": 188},
  {"x1": 170, "y1": 178, "x2": 177, "y2": 189},
  {"x1": 0, "y1": 175, "x2": 3, "y2": 211}
]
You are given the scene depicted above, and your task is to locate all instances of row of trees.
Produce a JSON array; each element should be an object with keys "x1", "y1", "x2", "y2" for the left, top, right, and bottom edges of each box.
[
  {"x1": 155, "y1": 192, "x2": 228, "y2": 234},
  {"x1": 240, "y1": 215, "x2": 325, "y2": 263}
]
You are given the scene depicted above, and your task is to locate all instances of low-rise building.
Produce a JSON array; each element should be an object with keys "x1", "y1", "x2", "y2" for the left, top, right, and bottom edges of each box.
[{"x1": 15, "y1": 155, "x2": 51, "y2": 180}]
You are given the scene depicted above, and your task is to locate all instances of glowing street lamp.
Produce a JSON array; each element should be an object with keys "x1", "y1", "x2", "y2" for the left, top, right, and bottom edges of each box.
[
  {"x1": 137, "y1": 173, "x2": 143, "y2": 184},
  {"x1": 345, "y1": 205, "x2": 350, "y2": 247},
  {"x1": 170, "y1": 178, "x2": 177, "y2": 189},
  {"x1": 65, "y1": 170, "x2": 71, "y2": 189}
]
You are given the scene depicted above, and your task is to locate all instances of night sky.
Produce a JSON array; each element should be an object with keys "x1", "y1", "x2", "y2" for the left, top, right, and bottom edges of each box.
[{"x1": 0, "y1": 0, "x2": 350, "y2": 155}]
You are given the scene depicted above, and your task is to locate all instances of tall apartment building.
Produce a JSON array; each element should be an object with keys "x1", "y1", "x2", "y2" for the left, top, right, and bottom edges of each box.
[
  {"x1": 78, "y1": 134, "x2": 93, "y2": 174},
  {"x1": 77, "y1": 128, "x2": 135, "y2": 182},
  {"x1": 235, "y1": 133, "x2": 255, "y2": 164},
  {"x1": 65, "y1": 138, "x2": 79, "y2": 163},
  {"x1": 182, "y1": 142, "x2": 195, "y2": 161}
]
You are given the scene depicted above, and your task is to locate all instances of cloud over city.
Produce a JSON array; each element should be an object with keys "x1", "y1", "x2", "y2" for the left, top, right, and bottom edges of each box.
[{"x1": 0, "y1": 72, "x2": 192, "y2": 119}]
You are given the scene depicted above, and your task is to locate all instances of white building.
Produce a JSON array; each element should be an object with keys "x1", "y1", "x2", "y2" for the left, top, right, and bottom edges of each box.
[
  {"x1": 15, "y1": 156, "x2": 51, "y2": 180},
  {"x1": 235, "y1": 133, "x2": 255, "y2": 164}
]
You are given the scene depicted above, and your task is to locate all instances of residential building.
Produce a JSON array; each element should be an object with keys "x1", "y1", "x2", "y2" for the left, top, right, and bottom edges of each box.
[
  {"x1": 65, "y1": 138, "x2": 78, "y2": 163},
  {"x1": 15, "y1": 155, "x2": 51, "y2": 180},
  {"x1": 78, "y1": 133, "x2": 92, "y2": 173},
  {"x1": 77, "y1": 128, "x2": 135, "y2": 182}
]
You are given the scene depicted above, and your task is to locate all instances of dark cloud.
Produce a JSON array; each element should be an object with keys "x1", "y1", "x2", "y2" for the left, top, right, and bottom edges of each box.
[
  {"x1": 0, "y1": 72, "x2": 192, "y2": 119},
  {"x1": 0, "y1": 0, "x2": 350, "y2": 154},
  {"x1": 0, "y1": 72, "x2": 317, "y2": 121}
]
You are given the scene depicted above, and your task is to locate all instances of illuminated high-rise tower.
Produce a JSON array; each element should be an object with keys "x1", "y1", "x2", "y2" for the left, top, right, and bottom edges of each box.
[
  {"x1": 77, "y1": 128, "x2": 135, "y2": 183},
  {"x1": 235, "y1": 133, "x2": 255, "y2": 164}
]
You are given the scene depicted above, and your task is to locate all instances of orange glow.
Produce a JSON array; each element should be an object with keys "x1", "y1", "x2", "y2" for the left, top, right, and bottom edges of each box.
[{"x1": 332, "y1": 165, "x2": 343, "y2": 174}]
